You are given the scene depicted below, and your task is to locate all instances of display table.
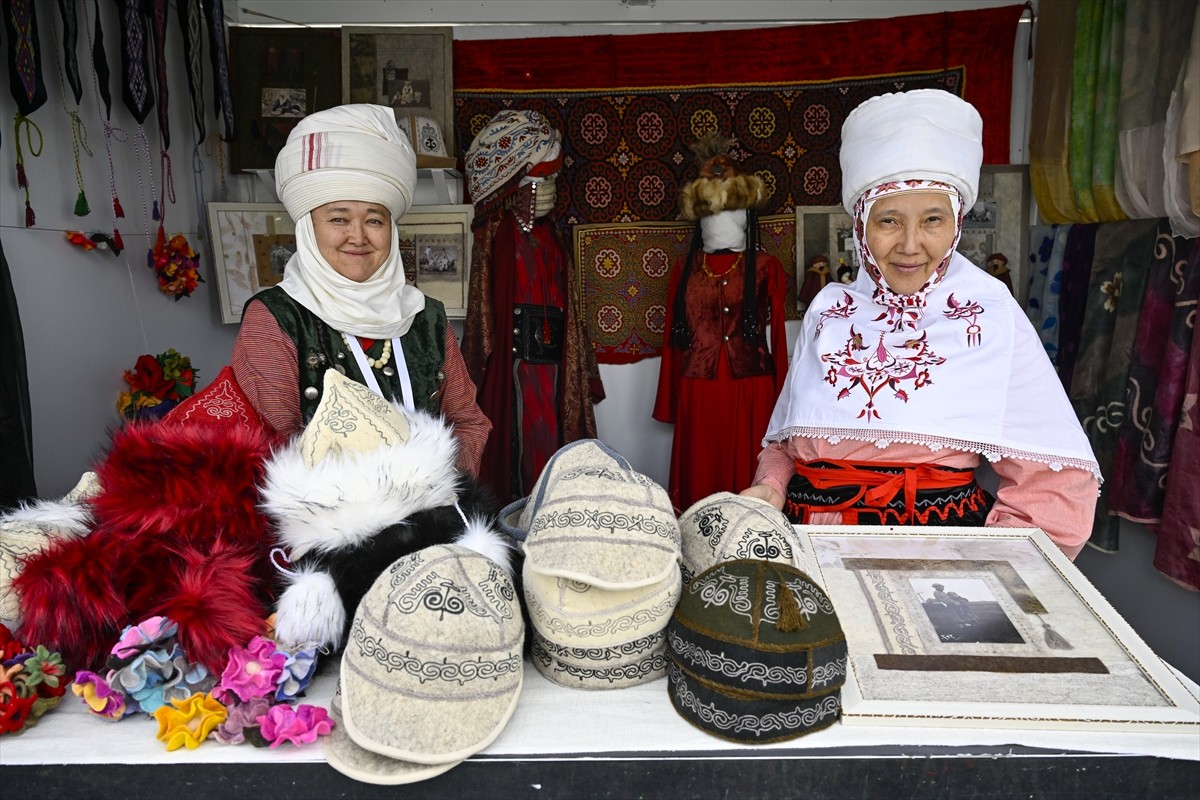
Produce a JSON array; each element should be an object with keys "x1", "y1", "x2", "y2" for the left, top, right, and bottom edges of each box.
[{"x1": 3, "y1": 660, "x2": 1197, "y2": 799}]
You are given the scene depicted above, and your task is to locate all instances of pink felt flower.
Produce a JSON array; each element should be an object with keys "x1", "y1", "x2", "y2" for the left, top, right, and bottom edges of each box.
[
  {"x1": 215, "y1": 636, "x2": 285, "y2": 704},
  {"x1": 111, "y1": 617, "x2": 178, "y2": 663},
  {"x1": 71, "y1": 671, "x2": 128, "y2": 720},
  {"x1": 258, "y1": 703, "x2": 334, "y2": 748}
]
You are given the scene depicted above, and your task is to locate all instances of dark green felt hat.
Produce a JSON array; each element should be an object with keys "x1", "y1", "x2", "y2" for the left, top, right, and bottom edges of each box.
[{"x1": 667, "y1": 559, "x2": 847, "y2": 743}]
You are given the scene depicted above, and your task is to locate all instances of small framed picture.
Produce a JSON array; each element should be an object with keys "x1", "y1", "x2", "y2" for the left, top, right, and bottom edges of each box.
[
  {"x1": 395, "y1": 205, "x2": 473, "y2": 319},
  {"x1": 206, "y1": 202, "x2": 296, "y2": 324}
]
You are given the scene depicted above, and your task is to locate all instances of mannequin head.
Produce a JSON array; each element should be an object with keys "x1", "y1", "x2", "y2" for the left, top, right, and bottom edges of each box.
[{"x1": 520, "y1": 173, "x2": 559, "y2": 218}]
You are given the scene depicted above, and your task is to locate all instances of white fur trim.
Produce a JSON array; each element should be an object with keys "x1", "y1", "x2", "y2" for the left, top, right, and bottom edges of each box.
[
  {"x1": 261, "y1": 408, "x2": 462, "y2": 559},
  {"x1": 274, "y1": 567, "x2": 346, "y2": 651},
  {"x1": 0, "y1": 495, "x2": 93, "y2": 540},
  {"x1": 454, "y1": 520, "x2": 516, "y2": 577}
]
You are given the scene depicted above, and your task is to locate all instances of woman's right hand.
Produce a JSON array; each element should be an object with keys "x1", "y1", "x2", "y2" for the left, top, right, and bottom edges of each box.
[{"x1": 739, "y1": 483, "x2": 784, "y2": 511}]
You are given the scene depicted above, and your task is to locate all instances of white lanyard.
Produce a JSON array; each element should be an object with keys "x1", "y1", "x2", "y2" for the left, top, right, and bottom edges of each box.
[{"x1": 343, "y1": 335, "x2": 415, "y2": 412}]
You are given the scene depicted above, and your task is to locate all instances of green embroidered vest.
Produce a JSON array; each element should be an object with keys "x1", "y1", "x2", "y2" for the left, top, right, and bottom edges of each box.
[{"x1": 253, "y1": 287, "x2": 447, "y2": 422}]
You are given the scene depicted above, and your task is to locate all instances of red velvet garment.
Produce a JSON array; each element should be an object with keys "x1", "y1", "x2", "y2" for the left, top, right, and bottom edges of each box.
[{"x1": 654, "y1": 250, "x2": 789, "y2": 511}]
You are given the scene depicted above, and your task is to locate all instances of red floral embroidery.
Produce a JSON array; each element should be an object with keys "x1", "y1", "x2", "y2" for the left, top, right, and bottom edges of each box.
[{"x1": 821, "y1": 327, "x2": 945, "y2": 422}]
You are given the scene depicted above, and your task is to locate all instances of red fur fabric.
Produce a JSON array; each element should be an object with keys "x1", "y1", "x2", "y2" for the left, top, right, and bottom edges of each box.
[{"x1": 15, "y1": 421, "x2": 279, "y2": 673}]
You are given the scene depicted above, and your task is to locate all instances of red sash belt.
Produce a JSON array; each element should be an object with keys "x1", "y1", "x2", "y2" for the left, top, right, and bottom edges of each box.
[{"x1": 791, "y1": 459, "x2": 977, "y2": 524}]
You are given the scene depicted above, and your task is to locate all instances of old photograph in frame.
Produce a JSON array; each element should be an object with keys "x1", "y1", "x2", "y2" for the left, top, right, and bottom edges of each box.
[
  {"x1": 395, "y1": 204, "x2": 472, "y2": 319},
  {"x1": 207, "y1": 202, "x2": 295, "y2": 324},
  {"x1": 228, "y1": 27, "x2": 343, "y2": 173},
  {"x1": 792, "y1": 525, "x2": 1200, "y2": 733},
  {"x1": 794, "y1": 205, "x2": 856, "y2": 313},
  {"x1": 341, "y1": 27, "x2": 456, "y2": 165},
  {"x1": 958, "y1": 164, "x2": 1031, "y2": 305}
]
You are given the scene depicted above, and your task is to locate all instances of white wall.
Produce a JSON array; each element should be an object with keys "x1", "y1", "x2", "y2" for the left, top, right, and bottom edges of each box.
[{"x1": 5, "y1": 0, "x2": 1197, "y2": 682}]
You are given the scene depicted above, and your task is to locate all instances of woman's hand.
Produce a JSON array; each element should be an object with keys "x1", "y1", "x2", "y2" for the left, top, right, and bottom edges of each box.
[{"x1": 739, "y1": 483, "x2": 784, "y2": 511}]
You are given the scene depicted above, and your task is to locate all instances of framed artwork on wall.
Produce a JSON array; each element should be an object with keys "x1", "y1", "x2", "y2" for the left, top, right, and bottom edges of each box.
[
  {"x1": 795, "y1": 205, "x2": 857, "y2": 308},
  {"x1": 792, "y1": 525, "x2": 1200, "y2": 733},
  {"x1": 228, "y1": 27, "x2": 343, "y2": 173},
  {"x1": 341, "y1": 26, "x2": 456, "y2": 167},
  {"x1": 395, "y1": 205, "x2": 473, "y2": 319},
  {"x1": 207, "y1": 202, "x2": 295, "y2": 324},
  {"x1": 960, "y1": 164, "x2": 1031, "y2": 305}
]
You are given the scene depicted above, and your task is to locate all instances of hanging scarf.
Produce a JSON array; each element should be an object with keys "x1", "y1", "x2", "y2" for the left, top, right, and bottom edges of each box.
[
  {"x1": 4, "y1": 0, "x2": 48, "y2": 227},
  {"x1": 83, "y1": 0, "x2": 125, "y2": 252},
  {"x1": 117, "y1": 0, "x2": 161, "y2": 259},
  {"x1": 203, "y1": 0, "x2": 235, "y2": 141},
  {"x1": 278, "y1": 215, "x2": 425, "y2": 339},
  {"x1": 52, "y1": 0, "x2": 92, "y2": 216},
  {"x1": 177, "y1": 0, "x2": 205, "y2": 143},
  {"x1": 764, "y1": 182, "x2": 1100, "y2": 483}
]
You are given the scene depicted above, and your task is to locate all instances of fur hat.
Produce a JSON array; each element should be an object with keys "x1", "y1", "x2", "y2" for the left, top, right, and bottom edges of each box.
[
  {"x1": 839, "y1": 89, "x2": 983, "y2": 213},
  {"x1": 0, "y1": 472, "x2": 99, "y2": 628},
  {"x1": 263, "y1": 369, "x2": 509, "y2": 653},
  {"x1": 327, "y1": 544, "x2": 524, "y2": 784},
  {"x1": 14, "y1": 370, "x2": 278, "y2": 672},
  {"x1": 678, "y1": 492, "x2": 803, "y2": 584},
  {"x1": 667, "y1": 560, "x2": 847, "y2": 743},
  {"x1": 678, "y1": 132, "x2": 767, "y2": 221}
]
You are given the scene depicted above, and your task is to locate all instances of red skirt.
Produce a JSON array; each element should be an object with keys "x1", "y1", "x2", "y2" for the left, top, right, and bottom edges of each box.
[{"x1": 667, "y1": 351, "x2": 777, "y2": 513}]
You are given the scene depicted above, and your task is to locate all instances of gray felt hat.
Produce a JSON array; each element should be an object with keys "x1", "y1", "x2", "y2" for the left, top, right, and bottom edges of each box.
[
  {"x1": 667, "y1": 559, "x2": 847, "y2": 743},
  {"x1": 340, "y1": 544, "x2": 525, "y2": 766},
  {"x1": 678, "y1": 492, "x2": 802, "y2": 585},
  {"x1": 530, "y1": 628, "x2": 669, "y2": 690}
]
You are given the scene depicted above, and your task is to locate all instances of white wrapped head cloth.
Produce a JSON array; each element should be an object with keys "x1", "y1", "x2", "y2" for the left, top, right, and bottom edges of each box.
[
  {"x1": 275, "y1": 104, "x2": 417, "y2": 221},
  {"x1": 839, "y1": 89, "x2": 983, "y2": 213}
]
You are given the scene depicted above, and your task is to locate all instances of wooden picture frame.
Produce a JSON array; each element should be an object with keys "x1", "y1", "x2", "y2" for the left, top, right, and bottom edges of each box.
[
  {"x1": 341, "y1": 26, "x2": 456, "y2": 165},
  {"x1": 396, "y1": 204, "x2": 473, "y2": 319},
  {"x1": 207, "y1": 202, "x2": 295, "y2": 324},
  {"x1": 228, "y1": 27, "x2": 343, "y2": 173},
  {"x1": 792, "y1": 525, "x2": 1200, "y2": 733}
]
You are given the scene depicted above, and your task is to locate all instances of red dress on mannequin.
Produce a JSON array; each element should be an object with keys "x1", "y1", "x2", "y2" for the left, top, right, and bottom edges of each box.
[{"x1": 653, "y1": 249, "x2": 789, "y2": 512}]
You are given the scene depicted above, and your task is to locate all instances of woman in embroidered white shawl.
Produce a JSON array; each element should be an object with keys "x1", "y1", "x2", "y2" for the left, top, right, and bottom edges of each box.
[{"x1": 742, "y1": 90, "x2": 1100, "y2": 559}]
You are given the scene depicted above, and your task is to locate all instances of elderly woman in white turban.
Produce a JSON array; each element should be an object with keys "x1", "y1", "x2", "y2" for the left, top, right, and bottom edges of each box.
[
  {"x1": 741, "y1": 90, "x2": 1100, "y2": 559},
  {"x1": 232, "y1": 105, "x2": 491, "y2": 475}
]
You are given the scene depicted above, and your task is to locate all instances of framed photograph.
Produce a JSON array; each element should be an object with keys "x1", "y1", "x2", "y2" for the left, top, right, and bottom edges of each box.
[
  {"x1": 792, "y1": 525, "x2": 1200, "y2": 733},
  {"x1": 207, "y1": 202, "x2": 296, "y2": 324},
  {"x1": 228, "y1": 27, "x2": 343, "y2": 173},
  {"x1": 396, "y1": 204, "x2": 473, "y2": 319},
  {"x1": 795, "y1": 205, "x2": 857, "y2": 311},
  {"x1": 342, "y1": 27, "x2": 456, "y2": 165}
]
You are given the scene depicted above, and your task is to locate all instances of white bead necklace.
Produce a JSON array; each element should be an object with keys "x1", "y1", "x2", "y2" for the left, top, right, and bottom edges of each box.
[{"x1": 342, "y1": 333, "x2": 392, "y2": 370}]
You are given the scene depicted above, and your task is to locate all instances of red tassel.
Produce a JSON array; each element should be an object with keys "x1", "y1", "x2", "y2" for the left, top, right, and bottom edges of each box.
[
  {"x1": 113, "y1": 228, "x2": 125, "y2": 252},
  {"x1": 16, "y1": 162, "x2": 27, "y2": 189},
  {"x1": 114, "y1": 197, "x2": 125, "y2": 218},
  {"x1": 24, "y1": 201, "x2": 35, "y2": 228}
]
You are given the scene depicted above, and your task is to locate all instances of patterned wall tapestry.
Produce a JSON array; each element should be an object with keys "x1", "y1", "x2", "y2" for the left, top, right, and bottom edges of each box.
[
  {"x1": 454, "y1": 5, "x2": 1024, "y2": 361},
  {"x1": 573, "y1": 215, "x2": 795, "y2": 363}
]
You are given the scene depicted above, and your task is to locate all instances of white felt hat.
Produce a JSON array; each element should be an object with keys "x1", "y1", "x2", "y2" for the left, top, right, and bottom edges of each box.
[
  {"x1": 678, "y1": 492, "x2": 802, "y2": 585},
  {"x1": 839, "y1": 89, "x2": 983, "y2": 213}
]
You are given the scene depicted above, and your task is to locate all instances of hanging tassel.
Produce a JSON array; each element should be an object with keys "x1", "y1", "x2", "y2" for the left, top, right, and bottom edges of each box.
[
  {"x1": 152, "y1": 200, "x2": 161, "y2": 221},
  {"x1": 25, "y1": 200, "x2": 36, "y2": 228},
  {"x1": 114, "y1": 197, "x2": 125, "y2": 218},
  {"x1": 1041, "y1": 618, "x2": 1073, "y2": 650},
  {"x1": 113, "y1": 228, "x2": 125, "y2": 253},
  {"x1": 772, "y1": 566, "x2": 805, "y2": 633},
  {"x1": 16, "y1": 162, "x2": 28, "y2": 189},
  {"x1": 74, "y1": 190, "x2": 91, "y2": 217}
]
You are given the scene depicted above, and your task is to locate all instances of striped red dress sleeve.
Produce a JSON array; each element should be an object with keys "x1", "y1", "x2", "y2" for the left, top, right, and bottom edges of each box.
[
  {"x1": 231, "y1": 299, "x2": 303, "y2": 437},
  {"x1": 438, "y1": 323, "x2": 492, "y2": 477}
]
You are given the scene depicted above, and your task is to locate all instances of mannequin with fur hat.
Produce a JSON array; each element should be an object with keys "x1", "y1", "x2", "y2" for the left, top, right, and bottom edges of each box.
[
  {"x1": 652, "y1": 132, "x2": 789, "y2": 512},
  {"x1": 462, "y1": 110, "x2": 604, "y2": 503}
]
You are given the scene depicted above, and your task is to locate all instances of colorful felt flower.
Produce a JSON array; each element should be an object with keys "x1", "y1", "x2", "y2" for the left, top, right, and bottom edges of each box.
[
  {"x1": 274, "y1": 645, "x2": 318, "y2": 702},
  {"x1": 71, "y1": 671, "x2": 128, "y2": 720},
  {"x1": 21, "y1": 645, "x2": 68, "y2": 697},
  {"x1": 258, "y1": 703, "x2": 334, "y2": 748},
  {"x1": 153, "y1": 692, "x2": 227, "y2": 751},
  {"x1": 117, "y1": 353, "x2": 198, "y2": 422},
  {"x1": 109, "y1": 617, "x2": 179, "y2": 665},
  {"x1": 151, "y1": 230, "x2": 203, "y2": 300},
  {"x1": 216, "y1": 636, "x2": 286, "y2": 704},
  {"x1": 212, "y1": 695, "x2": 273, "y2": 745},
  {"x1": 0, "y1": 680, "x2": 38, "y2": 735}
]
